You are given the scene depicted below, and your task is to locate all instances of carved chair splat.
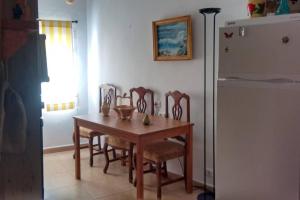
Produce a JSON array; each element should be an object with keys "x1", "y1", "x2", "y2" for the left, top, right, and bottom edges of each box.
[{"x1": 130, "y1": 87, "x2": 155, "y2": 115}]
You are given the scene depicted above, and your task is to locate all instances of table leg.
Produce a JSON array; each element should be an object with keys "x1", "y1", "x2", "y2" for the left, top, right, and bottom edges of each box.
[
  {"x1": 185, "y1": 125, "x2": 193, "y2": 193},
  {"x1": 136, "y1": 140, "x2": 144, "y2": 200},
  {"x1": 74, "y1": 119, "x2": 81, "y2": 180}
]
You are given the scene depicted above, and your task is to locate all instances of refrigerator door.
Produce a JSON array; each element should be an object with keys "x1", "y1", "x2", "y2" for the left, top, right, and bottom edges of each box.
[
  {"x1": 216, "y1": 80, "x2": 300, "y2": 200},
  {"x1": 219, "y1": 20, "x2": 300, "y2": 81}
]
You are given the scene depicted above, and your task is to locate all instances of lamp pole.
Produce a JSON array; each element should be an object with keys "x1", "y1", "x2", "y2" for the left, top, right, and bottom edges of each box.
[{"x1": 198, "y1": 7, "x2": 221, "y2": 200}]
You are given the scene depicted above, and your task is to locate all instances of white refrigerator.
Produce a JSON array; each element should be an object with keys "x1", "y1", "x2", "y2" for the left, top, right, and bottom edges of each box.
[{"x1": 216, "y1": 14, "x2": 300, "y2": 200}]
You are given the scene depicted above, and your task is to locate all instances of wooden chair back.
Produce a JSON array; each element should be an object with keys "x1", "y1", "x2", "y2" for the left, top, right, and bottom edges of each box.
[
  {"x1": 99, "y1": 84, "x2": 117, "y2": 113},
  {"x1": 130, "y1": 87, "x2": 154, "y2": 115},
  {"x1": 165, "y1": 90, "x2": 190, "y2": 122}
]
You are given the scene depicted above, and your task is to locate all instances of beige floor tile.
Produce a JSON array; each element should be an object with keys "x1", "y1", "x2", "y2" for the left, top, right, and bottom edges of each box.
[
  {"x1": 44, "y1": 172, "x2": 81, "y2": 191},
  {"x1": 45, "y1": 184, "x2": 94, "y2": 200},
  {"x1": 97, "y1": 188, "x2": 199, "y2": 200},
  {"x1": 97, "y1": 189, "x2": 150, "y2": 200},
  {"x1": 82, "y1": 180, "x2": 132, "y2": 199},
  {"x1": 44, "y1": 150, "x2": 202, "y2": 200}
]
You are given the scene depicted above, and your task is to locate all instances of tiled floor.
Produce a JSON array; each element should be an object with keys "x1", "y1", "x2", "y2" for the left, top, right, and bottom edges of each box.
[{"x1": 44, "y1": 150, "x2": 202, "y2": 200}]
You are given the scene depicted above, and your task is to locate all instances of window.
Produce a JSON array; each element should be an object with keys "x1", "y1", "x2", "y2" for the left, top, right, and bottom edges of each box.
[{"x1": 39, "y1": 20, "x2": 78, "y2": 112}]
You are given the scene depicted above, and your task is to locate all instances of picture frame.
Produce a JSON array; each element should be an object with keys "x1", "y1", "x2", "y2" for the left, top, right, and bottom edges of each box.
[{"x1": 152, "y1": 15, "x2": 193, "y2": 61}]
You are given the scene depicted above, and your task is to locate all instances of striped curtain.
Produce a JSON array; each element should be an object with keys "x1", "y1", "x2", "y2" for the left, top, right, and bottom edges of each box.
[{"x1": 39, "y1": 20, "x2": 77, "y2": 112}]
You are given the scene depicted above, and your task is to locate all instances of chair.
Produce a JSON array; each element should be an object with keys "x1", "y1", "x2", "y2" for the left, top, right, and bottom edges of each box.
[
  {"x1": 103, "y1": 87, "x2": 155, "y2": 183},
  {"x1": 136, "y1": 90, "x2": 190, "y2": 200},
  {"x1": 73, "y1": 84, "x2": 117, "y2": 167}
]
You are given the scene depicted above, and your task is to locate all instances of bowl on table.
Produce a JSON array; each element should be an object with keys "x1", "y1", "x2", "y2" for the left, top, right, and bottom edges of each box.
[{"x1": 113, "y1": 105, "x2": 136, "y2": 120}]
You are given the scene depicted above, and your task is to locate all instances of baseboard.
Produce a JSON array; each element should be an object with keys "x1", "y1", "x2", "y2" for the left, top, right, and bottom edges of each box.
[
  {"x1": 167, "y1": 171, "x2": 214, "y2": 192},
  {"x1": 192, "y1": 180, "x2": 214, "y2": 192},
  {"x1": 43, "y1": 143, "x2": 89, "y2": 154}
]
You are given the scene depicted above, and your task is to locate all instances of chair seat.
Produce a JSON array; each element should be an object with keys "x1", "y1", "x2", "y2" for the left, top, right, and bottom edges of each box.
[
  {"x1": 144, "y1": 141, "x2": 185, "y2": 162},
  {"x1": 79, "y1": 127, "x2": 104, "y2": 138},
  {"x1": 105, "y1": 136, "x2": 131, "y2": 150}
]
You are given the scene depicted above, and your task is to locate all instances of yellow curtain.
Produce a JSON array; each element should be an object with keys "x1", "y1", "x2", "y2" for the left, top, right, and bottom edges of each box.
[
  {"x1": 40, "y1": 20, "x2": 77, "y2": 112},
  {"x1": 40, "y1": 20, "x2": 73, "y2": 49},
  {"x1": 46, "y1": 102, "x2": 75, "y2": 112}
]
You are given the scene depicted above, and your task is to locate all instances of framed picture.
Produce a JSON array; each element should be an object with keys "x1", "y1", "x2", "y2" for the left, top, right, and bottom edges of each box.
[{"x1": 152, "y1": 15, "x2": 192, "y2": 61}]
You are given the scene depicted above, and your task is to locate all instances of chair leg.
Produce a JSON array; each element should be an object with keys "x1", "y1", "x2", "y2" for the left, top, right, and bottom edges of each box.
[
  {"x1": 128, "y1": 144, "x2": 134, "y2": 183},
  {"x1": 112, "y1": 149, "x2": 117, "y2": 159},
  {"x1": 156, "y1": 162, "x2": 162, "y2": 200},
  {"x1": 89, "y1": 137, "x2": 94, "y2": 167},
  {"x1": 72, "y1": 132, "x2": 76, "y2": 159},
  {"x1": 133, "y1": 154, "x2": 137, "y2": 187},
  {"x1": 133, "y1": 153, "x2": 137, "y2": 170},
  {"x1": 97, "y1": 136, "x2": 102, "y2": 151},
  {"x1": 163, "y1": 161, "x2": 168, "y2": 178},
  {"x1": 149, "y1": 163, "x2": 154, "y2": 172},
  {"x1": 184, "y1": 155, "x2": 187, "y2": 189},
  {"x1": 103, "y1": 143, "x2": 109, "y2": 174},
  {"x1": 121, "y1": 150, "x2": 126, "y2": 166}
]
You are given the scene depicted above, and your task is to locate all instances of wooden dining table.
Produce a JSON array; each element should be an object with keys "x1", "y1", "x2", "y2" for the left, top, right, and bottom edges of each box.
[{"x1": 73, "y1": 112, "x2": 194, "y2": 200}]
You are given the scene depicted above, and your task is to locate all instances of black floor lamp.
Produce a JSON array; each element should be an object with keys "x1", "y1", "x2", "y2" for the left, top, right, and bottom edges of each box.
[{"x1": 198, "y1": 7, "x2": 221, "y2": 200}]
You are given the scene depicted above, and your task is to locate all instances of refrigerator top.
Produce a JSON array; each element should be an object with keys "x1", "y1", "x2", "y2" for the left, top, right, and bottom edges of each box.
[
  {"x1": 218, "y1": 79, "x2": 300, "y2": 90},
  {"x1": 224, "y1": 13, "x2": 300, "y2": 27}
]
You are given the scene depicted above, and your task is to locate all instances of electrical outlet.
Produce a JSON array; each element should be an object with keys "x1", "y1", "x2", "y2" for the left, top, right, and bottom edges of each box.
[{"x1": 206, "y1": 169, "x2": 214, "y2": 177}]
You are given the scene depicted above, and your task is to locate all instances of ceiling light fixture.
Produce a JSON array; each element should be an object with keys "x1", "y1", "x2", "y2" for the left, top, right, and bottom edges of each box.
[{"x1": 65, "y1": 0, "x2": 75, "y2": 5}]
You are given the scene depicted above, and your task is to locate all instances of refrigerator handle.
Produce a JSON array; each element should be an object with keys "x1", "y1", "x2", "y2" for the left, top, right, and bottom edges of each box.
[
  {"x1": 222, "y1": 77, "x2": 295, "y2": 83},
  {"x1": 265, "y1": 78, "x2": 295, "y2": 83},
  {"x1": 239, "y1": 27, "x2": 246, "y2": 37}
]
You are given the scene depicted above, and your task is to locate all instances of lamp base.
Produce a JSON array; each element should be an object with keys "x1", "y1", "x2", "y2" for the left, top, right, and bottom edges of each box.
[{"x1": 197, "y1": 192, "x2": 215, "y2": 200}]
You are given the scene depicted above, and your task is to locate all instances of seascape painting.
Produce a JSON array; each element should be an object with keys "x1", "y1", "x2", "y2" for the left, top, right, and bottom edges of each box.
[
  {"x1": 157, "y1": 22, "x2": 188, "y2": 57},
  {"x1": 153, "y1": 16, "x2": 192, "y2": 61}
]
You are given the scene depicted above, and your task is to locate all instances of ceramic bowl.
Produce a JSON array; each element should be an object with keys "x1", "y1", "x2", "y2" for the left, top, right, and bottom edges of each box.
[{"x1": 113, "y1": 105, "x2": 136, "y2": 120}]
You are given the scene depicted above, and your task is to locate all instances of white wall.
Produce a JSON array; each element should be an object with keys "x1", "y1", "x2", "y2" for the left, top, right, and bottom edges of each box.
[
  {"x1": 86, "y1": 0, "x2": 248, "y2": 184},
  {"x1": 38, "y1": 0, "x2": 88, "y2": 148}
]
